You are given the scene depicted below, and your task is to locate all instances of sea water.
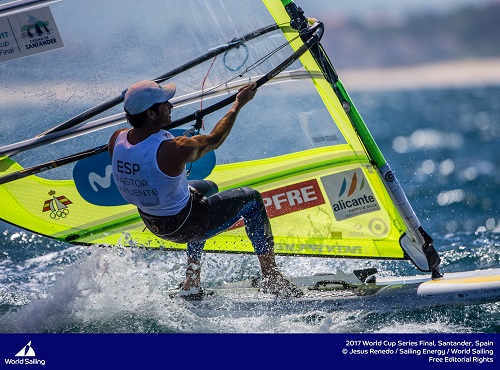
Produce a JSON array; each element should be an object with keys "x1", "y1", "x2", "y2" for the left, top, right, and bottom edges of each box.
[{"x1": 0, "y1": 86, "x2": 499, "y2": 333}]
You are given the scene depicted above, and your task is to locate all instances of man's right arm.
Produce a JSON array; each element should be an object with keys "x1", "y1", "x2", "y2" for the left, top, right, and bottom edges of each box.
[
  {"x1": 193, "y1": 82, "x2": 257, "y2": 157},
  {"x1": 157, "y1": 83, "x2": 257, "y2": 176}
]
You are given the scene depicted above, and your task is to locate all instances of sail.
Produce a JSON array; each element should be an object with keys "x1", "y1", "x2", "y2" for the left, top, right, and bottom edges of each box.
[{"x1": 0, "y1": 0, "x2": 438, "y2": 272}]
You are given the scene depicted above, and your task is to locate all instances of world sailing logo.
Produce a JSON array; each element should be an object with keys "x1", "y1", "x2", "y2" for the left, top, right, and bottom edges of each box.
[
  {"x1": 15, "y1": 341, "x2": 36, "y2": 357},
  {"x1": 321, "y1": 169, "x2": 380, "y2": 221},
  {"x1": 4, "y1": 341, "x2": 46, "y2": 366},
  {"x1": 42, "y1": 190, "x2": 72, "y2": 219}
]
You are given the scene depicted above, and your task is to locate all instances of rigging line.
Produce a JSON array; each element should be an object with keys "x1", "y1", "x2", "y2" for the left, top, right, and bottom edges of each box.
[
  {"x1": 199, "y1": 56, "x2": 218, "y2": 130},
  {"x1": 168, "y1": 23, "x2": 322, "y2": 129},
  {"x1": 236, "y1": 34, "x2": 300, "y2": 77},
  {"x1": 1, "y1": 23, "x2": 296, "y2": 158},
  {"x1": 0, "y1": 22, "x2": 323, "y2": 185},
  {"x1": 167, "y1": 34, "x2": 301, "y2": 109},
  {"x1": 0, "y1": 70, "x2": 319, "y2": 158},
  {"x1": 186, "y1": 55, "x2": 217, "y2": 176},
  {"x1": 5, "y1": 24, "x2": 280, "y2": 149},
  {"x1": 0, "y1": 145, "x2": 108, "y2": 186}
]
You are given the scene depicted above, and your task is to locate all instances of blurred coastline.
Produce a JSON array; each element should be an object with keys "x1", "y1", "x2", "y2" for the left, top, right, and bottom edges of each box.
[
  {"x1": 339, "y1": 57, "x2": 500, "y2": 91},
  {"x1": 321, "y1": 1, "x2": 500, "y2": 91}
]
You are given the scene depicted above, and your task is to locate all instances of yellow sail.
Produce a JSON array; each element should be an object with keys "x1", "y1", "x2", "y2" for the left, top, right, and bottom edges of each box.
[{"x1": 0, "y1": 0, "x2": 427, "y2": 264}]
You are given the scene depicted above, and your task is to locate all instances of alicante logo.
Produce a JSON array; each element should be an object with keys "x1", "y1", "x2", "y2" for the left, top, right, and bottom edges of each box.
[
  {"x1": 4, "y1": 341, "x2": 46, "y2": 366},
  {"x1": 42, "y1": 190, "x2": 72, "y2": 219},
  {"x1": 320, "y1": 169, "x2": 381, "y2": 221},
  {"x1": 338, "y1": 171, "x2": 365, "y2": 198}
]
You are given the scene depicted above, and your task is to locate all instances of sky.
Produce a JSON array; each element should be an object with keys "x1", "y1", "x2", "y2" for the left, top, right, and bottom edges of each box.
[
  {"x1": 0, "y1": 0, "x2": 497, "y2": 14},
  {"x1": 299, "y1": 0, "x2": 497, "y2": 18},
  {"x1": 1, "y1": 0, "x2": 498, "y2": 21}
]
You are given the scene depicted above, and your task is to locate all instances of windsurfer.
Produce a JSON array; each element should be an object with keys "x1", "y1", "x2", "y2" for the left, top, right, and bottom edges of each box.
[{"x1": 108, "y1": 80, "x2": 303, "y2": 300}]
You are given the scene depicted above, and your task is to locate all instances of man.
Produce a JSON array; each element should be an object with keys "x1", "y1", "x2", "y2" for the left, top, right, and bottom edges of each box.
[{"x1": 109, "y1": 80, "x2": 303, "y2": 300}]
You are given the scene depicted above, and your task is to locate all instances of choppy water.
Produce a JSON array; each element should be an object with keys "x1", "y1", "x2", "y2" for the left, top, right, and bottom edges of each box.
[{"x1": 0, "y1": 86, "x2": 499, "y2": 333}]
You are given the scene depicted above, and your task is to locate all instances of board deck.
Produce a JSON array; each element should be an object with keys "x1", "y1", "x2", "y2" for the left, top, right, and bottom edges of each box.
[{"x1": 167, "y1": 268, "x2": 500, "y2": 317}]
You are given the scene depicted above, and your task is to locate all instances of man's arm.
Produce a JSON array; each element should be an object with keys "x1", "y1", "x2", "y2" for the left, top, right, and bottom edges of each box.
[
  {"x1": 108, "y1": 128, "x2": 128, "y2": 158},
  {"x1": 158, "y1": 83, "x2": 257, "y2": 176}
]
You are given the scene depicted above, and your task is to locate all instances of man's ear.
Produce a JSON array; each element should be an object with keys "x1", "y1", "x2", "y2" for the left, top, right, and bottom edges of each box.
[{"x1": 145, "y1": 108, "x2": 157, "y2": 120}]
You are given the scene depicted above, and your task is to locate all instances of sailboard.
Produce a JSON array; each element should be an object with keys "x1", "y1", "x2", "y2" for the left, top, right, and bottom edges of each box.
[
  {"x1": 1, "y1": 0, "x2": 499, "y2": 310},
  {"x1": 167, "y1": 268, "x2": 500, "y2": 317}
]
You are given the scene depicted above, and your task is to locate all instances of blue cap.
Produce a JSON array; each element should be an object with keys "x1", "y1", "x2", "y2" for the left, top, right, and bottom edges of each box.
[{"x1": 123, "y1": 80, "x2": 176, "y2": 114}]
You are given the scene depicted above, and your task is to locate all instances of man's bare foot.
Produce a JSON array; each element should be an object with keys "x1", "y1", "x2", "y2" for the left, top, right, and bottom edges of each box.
[
  {"x1": 260, "y1": 273, "x2": 304, "y2": 298},
  {"x1": 178, "y1": 286, "x2": 205, "y2": 301},
  {"x1": 257, "y1": 248, "x2": 304, "y2": 298}
]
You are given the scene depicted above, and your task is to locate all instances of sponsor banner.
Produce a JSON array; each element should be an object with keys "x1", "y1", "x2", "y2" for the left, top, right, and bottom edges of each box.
[
  {"x1": 261, "y1": 179, "x2": 325, "y2": 218},
  {"x1": 0, "y1": 6, "x2": 63, "y2": 64},
  {"x1": 321, "y1": 169, "x2": 381, "y2": 221},
  {"x1": 230, "y1": 179, "x2": 325, "y2": 229}
]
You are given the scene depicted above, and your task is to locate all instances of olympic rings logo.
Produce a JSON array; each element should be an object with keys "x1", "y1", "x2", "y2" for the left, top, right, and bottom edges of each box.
[{"x1": 50, "y1": 208, "x2": 69, "y2": 219}]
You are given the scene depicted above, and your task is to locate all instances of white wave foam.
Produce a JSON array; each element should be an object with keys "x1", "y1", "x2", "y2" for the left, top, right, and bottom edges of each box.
[{"x1": 1, "y1": 245, "x2": 492, "y2": 333}]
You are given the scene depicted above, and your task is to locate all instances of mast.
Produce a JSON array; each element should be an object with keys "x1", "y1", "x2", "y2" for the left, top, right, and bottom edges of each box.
[{"x1": 278, "y1": 0, "x2": 442, "y2": 277}]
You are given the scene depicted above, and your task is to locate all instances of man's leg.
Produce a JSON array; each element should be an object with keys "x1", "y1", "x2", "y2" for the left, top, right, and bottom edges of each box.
[
  {"x1": 203, "y1": 187, "x2": 303, "y2": 297},
  {"x1": 257, "y1": 247, "x2": 303, "y2": 298},
  {"x1": 188, "y1": 179, "x2": 218, "y2": 197},
  {"x1": 180, "y1": 180, "x2": 217, "y2": 294},
  {"x1": 181, "y1": 257, "x2": 202, "y2": 291},
  {"x1": 181, "y1": 240, "x2": 205, "y2": 292},
  {"x1": 257, "y1": 247, "x2": 281, "y2": 280}
]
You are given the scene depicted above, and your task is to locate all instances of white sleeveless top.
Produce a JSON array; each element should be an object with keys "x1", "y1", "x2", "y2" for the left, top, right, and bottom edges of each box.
[{"x1": 111, "y1": 129, "x2": 190, "y2": 216}]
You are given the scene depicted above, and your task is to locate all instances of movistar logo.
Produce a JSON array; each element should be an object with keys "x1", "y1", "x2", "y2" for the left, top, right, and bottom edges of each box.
[
  {"x1": 89, "y1": 165, "x2": 113, "y2": 191},
  {"x1": 73, "y1": 152, "x2": 126, "y2": 206}
]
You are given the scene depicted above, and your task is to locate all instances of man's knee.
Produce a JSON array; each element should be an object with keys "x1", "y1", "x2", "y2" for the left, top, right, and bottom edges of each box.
[
  {"x1": 240, "y1": 187, "x2": 264, "y2": 204},
  {"x1": 205, "y1": 180, "x2": 218, "y2": 196},
  {"x1": 190, "y1": 180, "x2": 219, "y2": 197}
]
